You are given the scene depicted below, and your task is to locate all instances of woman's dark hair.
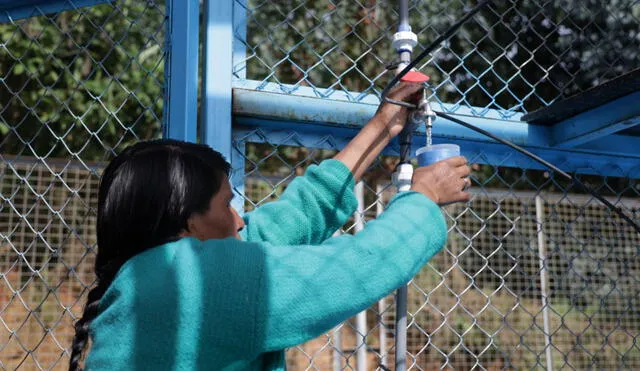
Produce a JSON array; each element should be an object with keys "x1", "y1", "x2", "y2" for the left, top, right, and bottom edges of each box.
[{"x1": 68, "y1": 139, "x2": 230, "y2": 370}]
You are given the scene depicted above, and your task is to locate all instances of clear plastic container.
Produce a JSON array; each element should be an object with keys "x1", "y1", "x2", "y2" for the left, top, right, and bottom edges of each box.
[{"x1": 416, "y1": 144, "x2": 460, "y2": 167}]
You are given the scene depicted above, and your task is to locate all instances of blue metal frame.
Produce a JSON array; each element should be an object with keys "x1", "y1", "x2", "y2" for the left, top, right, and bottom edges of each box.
[
  {"x1": 232, "y1": 86, "x2": 640, "y2": 178},
  {"x1": 202, "y1": 0, "x2": 247, "y2": 213},
  {"x1": 201, "y1": 0, "x2": 233, "y2": 160},
  {"x1": 551, "y1": 91, "x2": 640, "y2": 148},
  {"x1": 194, "y1": 0, "x2": 639, "y2": 185},
  {"x1": 232, "y1": 0, "x2": 248, "y2": 80},
  {"x1": 233, "y1": 86, "x2": 548, "y2": 146},
  {"x1": 163, "y1": 0, "x2": 199, "y2": 142},
  {"x1": 233, "y1": 119, "x2": 640, "y2": 178},
  {"x1": 0, "y1": 0, "x2": 109, "y2": 23}
]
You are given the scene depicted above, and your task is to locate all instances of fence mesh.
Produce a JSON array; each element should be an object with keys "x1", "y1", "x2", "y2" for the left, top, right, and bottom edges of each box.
[
  {"x1": 234, "y1": 128, "x2": 640, "y2": 370},
  {"x1": 234, "y1": 0, "x2": 640, "y2": 118},
  {"x1": 0, "y1": 0, "x2": 165, "y2": 369}
]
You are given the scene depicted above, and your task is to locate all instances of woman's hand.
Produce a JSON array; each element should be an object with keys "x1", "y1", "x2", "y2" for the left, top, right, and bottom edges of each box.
[
  {"x1": 411, "y1": 156, "x2": 472, "y2": 206},
  {"x1": 374, "y1": 82, "x2": 424, "y2": 138},
  {"x1": 333, "y1": 82, "x2": 423, "y2": 182}
]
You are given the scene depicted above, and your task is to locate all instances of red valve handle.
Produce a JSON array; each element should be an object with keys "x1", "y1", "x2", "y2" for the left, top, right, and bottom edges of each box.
[{"x1": 400, "y1": 71, "x2": 429, "y2": 83}]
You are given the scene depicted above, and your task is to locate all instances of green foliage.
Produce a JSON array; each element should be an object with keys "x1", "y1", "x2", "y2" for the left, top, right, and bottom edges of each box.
[{"x1": 0, "y1": 0, "x2": 165, "y2": 161}]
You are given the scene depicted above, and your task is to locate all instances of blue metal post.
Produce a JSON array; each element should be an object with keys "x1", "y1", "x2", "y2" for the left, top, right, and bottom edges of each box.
[
  {"x1": 230, "y1": 0, "x2": 248, "y2": 214},
  {"x1": 202, "y1": 0, "x2": 233, "y2": 158},
  {"x1": 233, "y1": 0, "x2": 248, "y2": 80},
  {"x1": 163, "y1": 0, "x2": 199, "y2": 142},
  {"x1": 202, "y1": 0, "x2": 245, "y2": 212}
]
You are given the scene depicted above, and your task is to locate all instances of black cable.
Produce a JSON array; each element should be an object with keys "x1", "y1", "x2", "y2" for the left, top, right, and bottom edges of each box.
[
  {"x1": 381, "y1": 0, "x2": 494, "y2": 103},
  {"x1": 436, "y1": 111, "x2": 571, "y2": 179},
  {"x1": 391, "y1": 0, "x2": 495, "y2": 165},
  {"x1": 382, "y1": 0, "x2": 640, "y2": 233},
  {"x1": 437, "y1": 111, "x2": 640, "y2": 234}
]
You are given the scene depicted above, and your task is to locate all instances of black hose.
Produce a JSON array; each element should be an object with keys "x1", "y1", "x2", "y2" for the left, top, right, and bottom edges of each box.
[
  {"x1": 381, "y1": 0, "x2": 494, "y2": 101},
  {"x1": 437, "y1": 111, "x2": 640, "y2": 234}
]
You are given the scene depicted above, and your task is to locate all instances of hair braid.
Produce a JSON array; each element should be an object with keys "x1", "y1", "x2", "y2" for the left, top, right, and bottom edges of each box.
[{"x1": 68, "y1": 283, "x2": 108, "y2": 371}]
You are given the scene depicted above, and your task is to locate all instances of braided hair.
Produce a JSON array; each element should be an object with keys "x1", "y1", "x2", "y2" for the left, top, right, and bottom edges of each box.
[{"x1": 68, "y1": 139, "x2": 230, "y2": 370}]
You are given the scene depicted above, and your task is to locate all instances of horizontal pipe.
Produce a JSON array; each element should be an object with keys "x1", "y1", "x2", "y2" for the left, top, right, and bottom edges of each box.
[{"x1": 232, "y1": 87, "x2": 549, "y2": 147}]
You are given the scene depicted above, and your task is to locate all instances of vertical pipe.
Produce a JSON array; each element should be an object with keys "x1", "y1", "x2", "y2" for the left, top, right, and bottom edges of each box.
[
  {"x1": 356, "y1": 312, "x2": 368, "y2": 371},
  {"x1": 398, "y1": 0, "x2": 410, "y2": 32},
  {"x1": 394, "y1": 286, "x2": 408, "y2": 371},
  {"x1": 536, "y1": 195, "x2": 554, "y2": 371},
  {"x1": 332, "y1": 230, "x2": 343, "y2": 371},
  {"x1": 395, "y1": 1, "x2": 412, "y2": 370},
  {"x1": 163, "y1": 0, "x2": 199, "y2": 142},
  {"x1": 202, "y1": 0, "x2": 233, "y2": 160},
  {"x1": 376, "y1": 183, "x2": 388, "y2": 368},
  {"x1": 333, "y1": 326, "x2": 342, "y2": 371},
  {"x1": 354, "y1": 181, "x2": 367, "y2": 371}
]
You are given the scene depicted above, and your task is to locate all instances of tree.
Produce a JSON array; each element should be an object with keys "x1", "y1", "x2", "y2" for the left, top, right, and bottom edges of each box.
[{"x1": 0, "y1": 0, "x2": 165, "y2": 161}]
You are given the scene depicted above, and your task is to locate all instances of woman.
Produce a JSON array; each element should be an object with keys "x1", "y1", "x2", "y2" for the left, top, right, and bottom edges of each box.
[{"x1": 69, "y1": 83, "x2": 471, "y2": 370}]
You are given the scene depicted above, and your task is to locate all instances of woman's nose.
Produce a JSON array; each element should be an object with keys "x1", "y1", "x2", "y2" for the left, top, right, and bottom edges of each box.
[{"x1": 232, "y1": 207, "x2": 245, "y2": 232}]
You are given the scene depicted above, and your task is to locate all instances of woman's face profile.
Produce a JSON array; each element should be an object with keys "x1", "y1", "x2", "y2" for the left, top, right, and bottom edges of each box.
[{"x1": 181, "y1": 176, "x2": 245, "y2": 240}]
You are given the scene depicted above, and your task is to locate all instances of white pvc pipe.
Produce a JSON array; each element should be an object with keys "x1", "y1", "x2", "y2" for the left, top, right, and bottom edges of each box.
[
  {"x1": 354, "y1": 181, "x2": 367, "y2": 371},
  {"x1": 332, "y1": 229, "x2": 343, "y2": 371},
  {"x1": 376, "y1": 183, "x2": 388, "y2": 368},
  {"x1": 536, "y1": 195, "x2": 554, "y2": 371}
]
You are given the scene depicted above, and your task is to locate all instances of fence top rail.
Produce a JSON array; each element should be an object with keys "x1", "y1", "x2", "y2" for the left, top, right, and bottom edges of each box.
[
  {"x1": 0, "y1": 155, "x2": 106, "y2": 172},
  {"x1": 245, "y1": 175, "x2": 640, "y2": 209}
]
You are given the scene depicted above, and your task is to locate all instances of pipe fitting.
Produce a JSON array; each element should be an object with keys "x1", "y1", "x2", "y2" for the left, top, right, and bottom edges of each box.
[
  {"x1": 392, "y1": 31, "x2": 418, "y2": 53},
  {"x1": 410, "y1": 98, "x2": 436, "y2": 126},
  {"x1": 392, "y1": 163, "x2": 414, "y2": 192}
]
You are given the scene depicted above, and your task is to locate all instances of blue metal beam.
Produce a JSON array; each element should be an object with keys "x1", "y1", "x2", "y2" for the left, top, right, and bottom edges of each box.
[
  {"x1": 577, "y1": 134, "x2": 640, "y2": 156},
  {"x1": 163, "y1": 0, "x2": 199, "y2": 142},
  {"x1": 550, "y1": 91, "x2": 640, "y2": 148},
  {"x1": 233, "y1": 117, "x2": 640, "y2": 178},
  {"x1": 230, "y1": 0, "x2": 248, "y2": 214},
  {"x1": 232, "y1": 87, "x2": 550, "y2": 147},
  {"x1": 233, "y1": 86, "x2": 640, "y2": 178},
  {"x1": 0, "y1": 0, "x2": 109, "y2": 23}
]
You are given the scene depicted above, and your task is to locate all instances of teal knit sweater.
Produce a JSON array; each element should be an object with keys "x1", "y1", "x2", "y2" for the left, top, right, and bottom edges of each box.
[{"x1": 85, "y1": 160, "x2": 447, "y2": 370}]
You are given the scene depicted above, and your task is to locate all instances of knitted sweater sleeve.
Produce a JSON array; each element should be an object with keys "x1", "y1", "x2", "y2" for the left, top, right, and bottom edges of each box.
[
  {"x1": 252, "y1": 191, "x2": 448, "y2": 353},
  {"x1": 240, "y1": 159, "x2": 358, "y2": 245}
]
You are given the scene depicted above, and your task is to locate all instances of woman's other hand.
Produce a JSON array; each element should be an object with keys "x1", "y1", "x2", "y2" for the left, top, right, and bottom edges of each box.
[
  {"x1": 375, "y1": 82, "x2": 423, "y2": 138},
  {"x1": 411, "y1": 156, "x2": 472, "y2": 206}
]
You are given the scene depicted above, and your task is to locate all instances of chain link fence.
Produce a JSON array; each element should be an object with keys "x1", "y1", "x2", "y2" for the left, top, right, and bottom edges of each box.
[
  {"x1": 0, "y1": 0, "x2": 165, "y2": 368},
  {"x1": 235, "y1": 129, "x2": 640, "y2": 370},
  {"x1": 234, "y1": 0, "x2": 640, "y2": 119}
]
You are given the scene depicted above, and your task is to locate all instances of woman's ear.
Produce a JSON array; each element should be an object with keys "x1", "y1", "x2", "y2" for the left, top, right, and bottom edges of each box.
[{"x1": 179, "y1": 216, "x2": 198, "y2": 238}]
